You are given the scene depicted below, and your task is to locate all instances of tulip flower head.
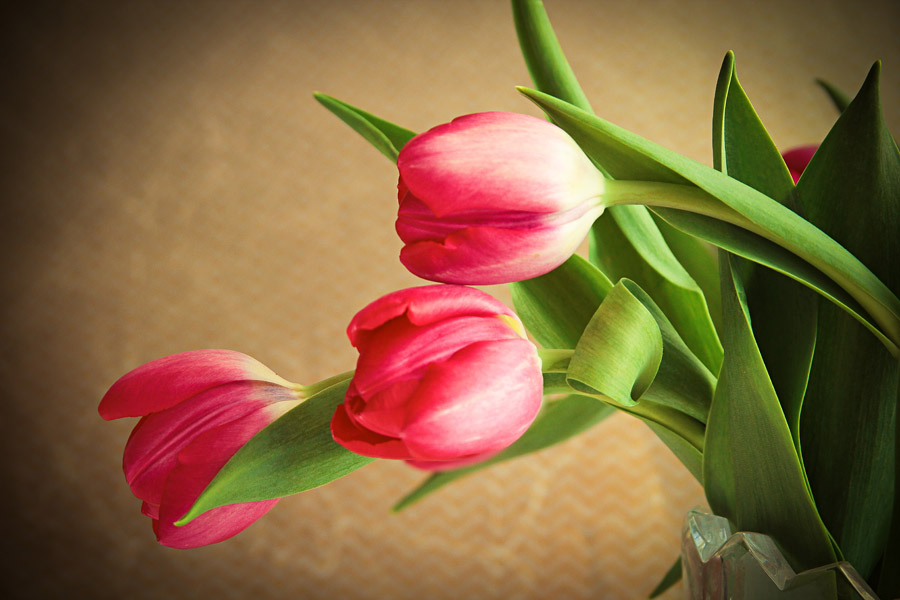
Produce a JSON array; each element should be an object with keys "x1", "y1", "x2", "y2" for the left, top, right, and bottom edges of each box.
[
  {"x1": 782, "y1": 144, "x2": 818, "y2": 184},
  {"x1": 99, "y1": 350, "x2": 302, "y2": 548},
  {"x1": 331, "y1": 285, "x2": 543, "y2": 470},
  {"x1": 396, "y1": 112, "x2": 607, "y2": 284}
]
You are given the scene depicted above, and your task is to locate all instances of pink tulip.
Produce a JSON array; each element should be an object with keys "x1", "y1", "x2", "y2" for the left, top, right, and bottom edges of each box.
[
  {"x1": 331, "y1": 285, "x2": 543, "y2": 470},
  {"x1": 396, "y1": 112, "x2": 606, "y2": 284},
  {"x1": 99, "y1": 350, "x2": 302, "y2": 548},
  {"x1": 782, "y1": 144, "x2": 818, "y2": 184}
]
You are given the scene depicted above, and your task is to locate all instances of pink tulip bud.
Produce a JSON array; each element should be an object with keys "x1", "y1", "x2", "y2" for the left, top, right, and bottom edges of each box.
[
  {"x1": 782, "y1": 144, "x2": 818, "y2": 184},
  {"x1": 396, "y1": 112, "x2": 606, "y2": 284},
  {"x1": 99, "y1": 350, "x2": 301, "y2": 548},
  {"x1": 331, "y1": 285, "x2": 543, "y2": 470}
]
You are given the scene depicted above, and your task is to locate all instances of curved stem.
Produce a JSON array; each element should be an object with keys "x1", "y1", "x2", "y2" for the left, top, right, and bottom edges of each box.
[{"x1": 603, "y1": 179, "x2": 900, "y2": 354}]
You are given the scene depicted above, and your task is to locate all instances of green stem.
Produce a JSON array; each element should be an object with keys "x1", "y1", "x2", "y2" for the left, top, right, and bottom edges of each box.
[{"x1": 603, "y1": 179, "x2": 900, "y2": 355}]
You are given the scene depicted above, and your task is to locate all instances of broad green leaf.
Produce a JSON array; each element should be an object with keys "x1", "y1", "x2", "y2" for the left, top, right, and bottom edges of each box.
[
  {"x1": 563, "y1": 279, "x2": 709, "y2": 480},
  {"x1": 314, "y1": 92, "x2": 416, "y2": 161},
  {"x1": 512, "y1": 0, "x2": 722, "y2": 374},
  {"x1": 567, "y1": 282, "x2": 663, "y2": 404},
  {"x1": 568, "y1": 280, "x2": 714, "y2": 424},
  {"x1": 510, "y1": 254, "x2": 612, "y2": 349},
  {"x1": 621, "y1": 280, "x2": 715, "y2": 424},
  {"x1": 178, "y1": 378, "x2": 373, "y2": 525},
  {"x1": 393, "y1": 393, "x2": 614, "y2": 510},
  {"x1": 649, "y1": 557, "x2": 682, "y2": 599},
  {"x1": 518, "y1": 86, "x2": 900, "y2": 355},
  {"x1": 590, "y1": 207, "x2": 723, "y2": 374},
  {"x1": 878, "y1": 368, "x2": 900, "y2": 599},
  {"x1": 703, "y1": 254, "x2": 836, "y2": 571},
  {"x1": 651, "y1": 213, "x2": 723, "y2": 337},
  {"x1": 816, "y1": 79, "x2": 851, "y2": 114},
  {"x1": 795, "y1": 62, "x2": 899, "y2": 579},
  {"x1": 713, "y1": 52, "x2": 817, "y2": 454}
]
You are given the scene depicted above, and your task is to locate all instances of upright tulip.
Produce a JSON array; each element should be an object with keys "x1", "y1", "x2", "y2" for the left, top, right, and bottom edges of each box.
[
  {"x1": 99, "y1": 350, "x2": 302, "y2": 548},
  {"x1": 331, "y1": 285, "x2": 543, "y2": 470},
  {"x1": 782, "y1": 144, "x2": 818, "y2": 184},
  {"x1": 396, "y1": 112, "x2": 606, "y2": 284}
]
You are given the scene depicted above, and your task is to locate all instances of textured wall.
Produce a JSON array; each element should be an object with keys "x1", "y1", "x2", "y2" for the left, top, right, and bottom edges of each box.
[{"x1": 3, "y1": 1, "x2": 898, "y2": 598}]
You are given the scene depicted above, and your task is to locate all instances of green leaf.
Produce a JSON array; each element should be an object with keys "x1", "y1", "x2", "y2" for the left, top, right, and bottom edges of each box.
[
  {"x1": 565, "y1": 279, "x2": 711, "y2": 480},
  {"x1": 510, "y1": 254, "x2": 612, "y2": 349},
  {"x1": 651, "y1": 213, "x2": 723, "y2": 337},
  {"x1": 649, "y1": 557, "x2": 682, "y2": 599},
  {"x1": 703, "y1": 253, "x2": 836, "y2": 571},
  {"x1": 567, "y1": 282, "x2": 663, "y2": 404},
  {"x1": 648, "y1": 207, "x2": 894, "y2": 353},
  {"x1": 590, "y1": 206, "x2": 723, "y2": 374},
  {"x1": 517, "y1": 85, "x2": 900, "y2": 355},
  {"x1": 713, "y1": 52, "x2": 817, "y2": 454},
  {"x1": 512, "y1": 0, "x2": 722, "y2": 374},
  {"x1": 313, "y1": 92, "x2": 416, "y2": 161},
  {"x1": 794, "y1": 62, "x2": 899, "y2": 579},
  {"x1": 393, "y1": 393, "x2": 615, "y2": 511},
  {"x1": 511, "y1": 0, "x2": 591, "y2": 113},
  {"x1": 816, "y1": 78, "x2": 851, "y2": 114},
  {"x1": 878, "y1": 368, "x2": 900, "y2": 599},
  {"x1": 177, "y1": 378, "x2": 373, "y2": 525}
]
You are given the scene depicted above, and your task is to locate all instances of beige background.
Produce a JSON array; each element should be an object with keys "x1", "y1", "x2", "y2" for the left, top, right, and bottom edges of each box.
[{"x1": 3, "y1": 1, "x2": 898, "y2": 598}]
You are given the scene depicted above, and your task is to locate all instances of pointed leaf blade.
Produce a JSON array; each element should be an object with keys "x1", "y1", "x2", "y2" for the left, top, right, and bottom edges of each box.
[
  {"x1": 178, "y1": 379, "x2": 373, "y2": 525},
  {"x1": 703, "y1": 254, "x2": 836, "y2": 571},
  {"x1": 314, "y1": 92, "x2": 416, "y2": 161}
]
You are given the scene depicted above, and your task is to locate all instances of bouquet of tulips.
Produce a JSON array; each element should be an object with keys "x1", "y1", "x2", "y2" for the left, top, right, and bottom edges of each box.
[{"x1": 99, "y1": 1, "x2": 898, "y2": 598}]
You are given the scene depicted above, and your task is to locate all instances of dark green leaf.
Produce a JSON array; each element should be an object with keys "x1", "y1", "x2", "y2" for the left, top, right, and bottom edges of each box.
[
  {"x1": 877, "y1": 369, "x2": 900, "y2": 598},
  {"x1": 796, "y1": 62, "x2": 899, "y2": 578},
  {"x1": 393, "y1": 394, "x2": 614, "y2": 510},
  {"x1": 703, "y1": 254, "x2": 836, "y2": 571},
  {"x1": 177, "y1": 378, "x2": 373, "y2": 525},
  {"x1": 314, "y1": 92, "x2": 416, "y2": 162},
  {"x1": 713, "y1": 51, "x2": 817, "y2": 454},
  {"x1": 510, "y1": 254, "x2": 612, "y2": 349}
]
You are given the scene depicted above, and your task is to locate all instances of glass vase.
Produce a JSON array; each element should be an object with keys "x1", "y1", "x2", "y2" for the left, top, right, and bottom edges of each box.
[{"x1": 681, "y1": 509, "x2": 881, "y2": 600}]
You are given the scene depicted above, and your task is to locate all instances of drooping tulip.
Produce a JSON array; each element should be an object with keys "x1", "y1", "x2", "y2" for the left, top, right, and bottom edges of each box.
[
  {"x1": 396, "y1": 112, "x2": 606, "y2": 284},
  {"x1": 331, "y1": 285, "x2": 543, "y2": 470},
  {"x1": 782, "y1": 144, "x2": 818, "y2": 184},
  {"x1": 99, "y1": 350, "x2": 302, "y2": 548}
]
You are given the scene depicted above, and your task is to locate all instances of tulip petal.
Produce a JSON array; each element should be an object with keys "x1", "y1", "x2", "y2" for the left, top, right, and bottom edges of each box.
[
  {"x1": 347, "y1": 285, "x2": 519, "y2": 346},
  {"x1": 346, "y1": 378, "x2": 420, "y2": 438},
  {"x1": 99, "y1": 350, "x2": 293, "y2": 420},
  {"x1": 152, "y1": 402, "x2": 292, "y2": 548},
  {"x1": 123, "y1": 382, "x2": 298, "y2": 506},
  {"x1": 330, "y1": 403, "x2": 412, "y2": 460},
  {"x1": 398, "y1": 112, "x2": 604, "y2": 216},
  {"x1": 400, "y1": 218, "x2": 596, "y2": 285},
  {"x1": 401, "y1": 339, "x2": 542, "y2": 460},
  {"x1": 352, "y1": 313, "x2": 523, "y2": 397}
]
